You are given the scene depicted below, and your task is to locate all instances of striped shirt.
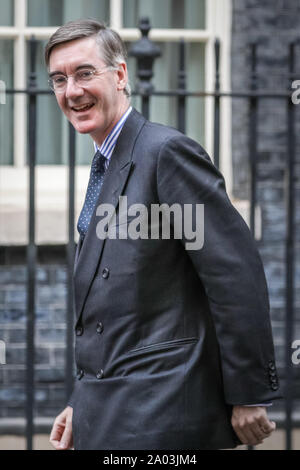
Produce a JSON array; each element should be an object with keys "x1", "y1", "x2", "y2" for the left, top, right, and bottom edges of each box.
[{"x1": 94, "y1": 106, "x2": 132, "y2": 169}]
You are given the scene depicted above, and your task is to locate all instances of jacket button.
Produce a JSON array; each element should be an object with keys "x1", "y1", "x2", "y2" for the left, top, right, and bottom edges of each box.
[
  {"x1": 76, "y1": 326, "x2": 84, "y2": 336},
  {"x1": 96, "y1": 322, "x2": 104, "y2": 334},
  {"x1": 96, "y1": 370, "x2": 104, "y2": 380},
  {"x1": 77, "y1": 369, "x2": 84, "y2": 380},
  {"x1": 102, "y1": 268, "x2": 110, "y2": 279},
  {"x1": 268, "y1": 361, "x2": 276, "y2": 371},
  {"x1": 271, "y1": 383, "x2": 279, "y2": 391}
]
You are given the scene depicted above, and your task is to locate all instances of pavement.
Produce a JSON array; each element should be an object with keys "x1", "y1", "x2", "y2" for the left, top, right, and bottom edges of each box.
[{"x1": 0, "y1": 429, "x2": 299, "y2": 450}]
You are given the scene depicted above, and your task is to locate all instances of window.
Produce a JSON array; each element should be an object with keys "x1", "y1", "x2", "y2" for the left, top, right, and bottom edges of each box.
[
  {"x1": 0, "y1": 0, "x2": 14, "y2": 26},
  {"x1": 0, "y1": 0, "x2": 231, "y2": 167},
  {"x1": 123, "y1": 0, "x2": 205, "y2": 29},
  {"x1": 127, "y1": 41, "x2": 206, "y2": 145},
  {"x1": 27, "y1": 0, "x2": 110, "y2": 27},
  {"x1": 0, "y1": 40, "x2": 14, "y2": 165},
  {"x1": 0, "y1": 0, "x2": 232, "y2": 243}
]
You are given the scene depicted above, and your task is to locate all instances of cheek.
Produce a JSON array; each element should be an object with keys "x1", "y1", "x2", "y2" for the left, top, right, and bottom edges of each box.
[{"x1": 56, "y1": 96, "x2": 67, "y2": 113}]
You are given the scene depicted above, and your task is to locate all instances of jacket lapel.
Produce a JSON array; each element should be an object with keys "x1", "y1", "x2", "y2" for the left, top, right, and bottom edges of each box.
[
  {"x1": 73, "y1": 236, "x2": 82, "y2": 272},
  {"x1": 73, "y1": 108, "x2": 146, "y2": 322}
]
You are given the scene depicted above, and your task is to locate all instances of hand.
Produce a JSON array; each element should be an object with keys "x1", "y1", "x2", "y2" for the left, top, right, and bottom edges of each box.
[
  {"x1": 50, "y1": 406, "x2": 73, "y2": 450},
  {"x1": 231, "y1": 406, "x2": 276, "y2": 446}
]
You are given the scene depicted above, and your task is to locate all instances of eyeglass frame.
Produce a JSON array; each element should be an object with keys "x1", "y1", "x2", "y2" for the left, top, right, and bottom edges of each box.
[{"x1": 48, "y1": 65, "x2": 118, "y2": 93}]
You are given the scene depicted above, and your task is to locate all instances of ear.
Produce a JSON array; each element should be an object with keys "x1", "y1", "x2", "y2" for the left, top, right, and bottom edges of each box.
[{"x1": 116, "y1": 62, "x2": 128, "y2": 92}]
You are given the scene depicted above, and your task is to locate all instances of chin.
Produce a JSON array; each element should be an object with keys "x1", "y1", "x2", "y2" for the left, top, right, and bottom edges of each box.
[{"x1": 72, "y1": 120, "x2": 97, "y2": 135}]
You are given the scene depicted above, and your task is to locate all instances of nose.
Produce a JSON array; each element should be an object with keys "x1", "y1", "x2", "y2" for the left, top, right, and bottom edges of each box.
[{"x1": 65, "y1": 76, "x2": 84, "y2": 100}]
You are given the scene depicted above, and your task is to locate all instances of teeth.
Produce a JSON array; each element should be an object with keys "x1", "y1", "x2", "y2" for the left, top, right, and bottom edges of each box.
[{"x1": 73, "y1": 104, "x2": 93, "y2": 111}]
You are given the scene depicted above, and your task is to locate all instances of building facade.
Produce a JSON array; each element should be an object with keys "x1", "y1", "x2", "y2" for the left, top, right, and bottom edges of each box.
[{"x1": 0, "y1": 0, "x2": 299, "y2": 433}]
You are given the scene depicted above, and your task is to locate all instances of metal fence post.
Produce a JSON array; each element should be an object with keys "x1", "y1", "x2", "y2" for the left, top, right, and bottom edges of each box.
[
  {"x1": 177, "y1": 39, "x2": 186, "y2": 134},
  {"x1": 129, "y1": 18, "x2": 161, "y2": 120},
  {"x1": 249, "y1": 42, "x2": 258, "y2": 237},
  {"x1": 26, "y1": 35, "x2": 38, "y2": 451},
  {"x1": 66, "y1": 123, "x2": 76, "y2": 401},
  {"x1": 214, "y1": 39, "x2": 221, "y2": 169}
]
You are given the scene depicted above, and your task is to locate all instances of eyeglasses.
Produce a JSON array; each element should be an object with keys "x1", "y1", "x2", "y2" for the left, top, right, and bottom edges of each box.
[{"x1": 48, "y1": 66, "x2": 116, "y2": 93}]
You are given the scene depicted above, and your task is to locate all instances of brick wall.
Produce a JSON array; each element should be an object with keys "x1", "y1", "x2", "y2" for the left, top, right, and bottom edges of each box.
[
  {"x1": 0, "y1": 247, "x2": 71, "y2": 420},
  {"x1": 231, "y1": 0, "x2": 300, "y2": 406}
]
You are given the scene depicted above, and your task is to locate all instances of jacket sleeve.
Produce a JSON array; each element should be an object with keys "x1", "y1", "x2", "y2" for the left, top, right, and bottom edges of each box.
[{"x1": 156, "y1": 134, "x2": 282, "y2": 406}]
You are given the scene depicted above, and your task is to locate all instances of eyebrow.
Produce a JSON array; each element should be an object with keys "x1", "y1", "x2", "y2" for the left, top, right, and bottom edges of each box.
[{"x1": 49, "y1": 64, "x2": 96, "y2": 78}]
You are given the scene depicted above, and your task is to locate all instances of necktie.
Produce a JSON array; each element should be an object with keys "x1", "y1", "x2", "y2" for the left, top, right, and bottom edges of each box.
[{"x1": 77, "y1": 150, "x2": 107, "y2": 238}]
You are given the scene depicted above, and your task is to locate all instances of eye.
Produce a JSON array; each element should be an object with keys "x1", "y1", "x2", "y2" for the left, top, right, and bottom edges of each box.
[
  {"x1": 76, "y1": 70, "x2": 94, "y2": 80},
  {"x1": 53, "y1": 75, "x2": 67, "y2": 85}
]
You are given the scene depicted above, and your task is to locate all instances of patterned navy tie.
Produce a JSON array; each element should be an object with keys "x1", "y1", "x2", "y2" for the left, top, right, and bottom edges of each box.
[{"x1": 77, "y1": 150, "x2": 107, "y2": 238}]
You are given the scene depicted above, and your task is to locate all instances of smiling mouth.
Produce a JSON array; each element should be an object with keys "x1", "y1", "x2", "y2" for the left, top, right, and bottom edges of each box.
[{"x1": 71, "y1": 103, "x2": 95, "y2": 113}]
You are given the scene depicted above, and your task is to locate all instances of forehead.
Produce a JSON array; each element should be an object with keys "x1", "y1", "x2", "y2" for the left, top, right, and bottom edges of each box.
[{"x1": 49, "y1": 36, "x2": 104, "y2": 72}]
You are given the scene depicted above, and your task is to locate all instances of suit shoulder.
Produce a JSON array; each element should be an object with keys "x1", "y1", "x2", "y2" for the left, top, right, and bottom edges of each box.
[
  {"x1": 133, "y1": 116, "x2": 213, "y2": 171},
  {"x1": 131, "y1": 109, "x2": 206, "y2": 155},
  {"x1": 140, "y1": 120, "x2": 208, "y2": 157},
  {"x1": 138, "y1": 120, "x2": 183, "y2": 149}
]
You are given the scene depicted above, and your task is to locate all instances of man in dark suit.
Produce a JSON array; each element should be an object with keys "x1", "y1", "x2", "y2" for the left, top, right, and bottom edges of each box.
[{"x1": 46, "y1": 19, "x2": 281, "y2": 450}]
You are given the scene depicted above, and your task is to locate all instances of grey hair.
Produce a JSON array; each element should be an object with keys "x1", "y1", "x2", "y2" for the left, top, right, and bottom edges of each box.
[{"x1": 45, "y1": 18, "x2": 131, "y2": 98}]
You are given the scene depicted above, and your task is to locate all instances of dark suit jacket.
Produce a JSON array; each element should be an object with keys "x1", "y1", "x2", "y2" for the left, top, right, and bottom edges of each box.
[{"x1": 69, "y1": 108, "x2": 281, "y2": 450}]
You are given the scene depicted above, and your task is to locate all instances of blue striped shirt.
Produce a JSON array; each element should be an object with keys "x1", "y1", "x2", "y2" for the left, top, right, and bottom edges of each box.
[{"x1": 94, "y1": 106, "x2": 132, "y2": 169}]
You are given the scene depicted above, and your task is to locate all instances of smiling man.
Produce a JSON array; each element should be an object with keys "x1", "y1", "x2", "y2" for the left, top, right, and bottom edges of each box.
[
  {"x1": 45, "y1": 19, "x2": 281, "y2": 451},
  {"x1": 47, "y1": 34, "x2": 129, "y2": 144}
]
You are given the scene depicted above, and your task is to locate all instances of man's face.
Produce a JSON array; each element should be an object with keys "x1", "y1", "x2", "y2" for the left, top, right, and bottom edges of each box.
[{"x1": 48, "y1": 36, "x2": 128, "y2": 143}]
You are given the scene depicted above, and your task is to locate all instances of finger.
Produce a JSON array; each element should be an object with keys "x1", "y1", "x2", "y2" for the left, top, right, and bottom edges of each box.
[
  {"x1": 258, "y1": 417, "x2": 276, "y2": 435},
  {"x1": 251, "y1": 422, "x2": 271, "y2": 442},
  {"x1": 234, "y1": 427, "x2": 249, "y2": 446},
  {"x1": 50, "y1": 439, "x2": 62, "y2": 450},
  {"x1": 50, "y1": 422, "x2": 65, "y2": 450},
  {"x1": 232, "y1": 422, "x2": 254, "y2": 446},
  {"x1": 59, "y1": 420, "x2": 73, "y2": 450},
  {"x1": 50, "y1": 421, "x2": 63, "y2": 441},
  {"x1": 241, "y1": 425, "x2": 263, "y2": 446}
]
